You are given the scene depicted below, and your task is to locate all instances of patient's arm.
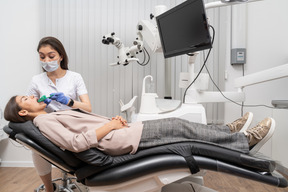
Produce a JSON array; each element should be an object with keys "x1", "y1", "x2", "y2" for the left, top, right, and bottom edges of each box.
[
  {"x1": 74, "y1": 94, "x2": 92, "y2": 112},
  {"x1": 96, "y1": 119, "x2": 128, "y2": 141},
  {"x1": 34, "y1": 115, "x2": 126, "y2": 152}
]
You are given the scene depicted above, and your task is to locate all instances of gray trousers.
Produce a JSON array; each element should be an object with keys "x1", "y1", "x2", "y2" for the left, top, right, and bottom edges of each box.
[{"x1": 139, "y1": 118, "x2": 249, "y2": 153}]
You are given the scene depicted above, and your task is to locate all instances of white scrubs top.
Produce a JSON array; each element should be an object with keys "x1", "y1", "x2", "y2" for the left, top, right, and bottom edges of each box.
[{"x1": 26, "y1": 70, "x2": 88, "y2": 113}]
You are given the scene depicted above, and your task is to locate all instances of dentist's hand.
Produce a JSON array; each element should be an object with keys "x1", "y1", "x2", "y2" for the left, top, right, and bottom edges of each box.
[
  {"x1": 43, "y1": 97, "x2": 52, "y2": 106},
  {"x1": 50, "y1": 92, "x2": 70, "y2": 105}
]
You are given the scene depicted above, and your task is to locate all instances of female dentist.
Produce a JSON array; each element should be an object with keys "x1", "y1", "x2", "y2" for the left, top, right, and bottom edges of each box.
[{"x1": 26, "y1": 36, "x2": 92, "y2": 192}]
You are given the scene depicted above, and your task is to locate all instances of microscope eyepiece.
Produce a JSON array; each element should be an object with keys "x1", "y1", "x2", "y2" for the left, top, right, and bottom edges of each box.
[{"x1": 102, "y1": 37, "x2": 115, "y2": 44}]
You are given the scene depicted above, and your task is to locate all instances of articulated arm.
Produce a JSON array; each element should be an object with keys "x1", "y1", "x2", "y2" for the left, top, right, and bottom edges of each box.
[
  {"x1": 102, "y1": 32, "x2": 142, "y2": 66},
  {"x1": 102, "y1": 6, "x2": 165, "y2": 66},
  {"x1": 205, "y1": 0, "x2": 264, "y2": 9}
]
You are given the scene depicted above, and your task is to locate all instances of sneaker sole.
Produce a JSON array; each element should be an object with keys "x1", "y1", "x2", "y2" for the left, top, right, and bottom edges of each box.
[
  {"x1": 249, "y1": 117, "x2": 275, "y2": 155},
  {"x1": 240, "y1": 112, "x2": 253, "y2": 132}
]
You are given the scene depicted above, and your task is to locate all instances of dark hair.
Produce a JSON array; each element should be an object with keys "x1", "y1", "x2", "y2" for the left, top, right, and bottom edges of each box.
[
  {"x1": 4, "y1": 96, "x2": 28, "y2": 123},
  {"x1": 37, "y1": 36, "x2": 69, "y2": 70}
]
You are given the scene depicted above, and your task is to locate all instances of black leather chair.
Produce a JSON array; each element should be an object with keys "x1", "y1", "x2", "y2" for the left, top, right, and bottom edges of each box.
[{"x1": 3, "y1": 121, "x2": 288, "y2": 192}]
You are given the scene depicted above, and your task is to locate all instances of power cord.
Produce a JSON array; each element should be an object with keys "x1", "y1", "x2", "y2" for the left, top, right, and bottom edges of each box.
[
  {"x1": 182, "y1": 24, "x2": 215, "y2": 103},
  {"x1": 137, "y1": 47, "x2": 150, "y2": 66},
  {"x1": 204, "y1": 63, "x2": 287, "y2": 110},
  {"x1": 200, "y1": 28, "x2": 287, "y2": 111}
]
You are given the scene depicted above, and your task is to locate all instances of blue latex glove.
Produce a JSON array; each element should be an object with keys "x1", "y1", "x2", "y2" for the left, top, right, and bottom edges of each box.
[
  {"x1": 50, "y1": 92, "x2": 70, "y2": 105},
  {"x1": 43, "y1": 98, "x2": 52, "y2": 106}
]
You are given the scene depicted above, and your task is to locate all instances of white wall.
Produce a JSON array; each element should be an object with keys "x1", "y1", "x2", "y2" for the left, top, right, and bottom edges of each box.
[
  {"x1": 0, "y1": 0, "x2": 40, "y2": 166},
  {"x1": 224, "y1": 0, "x2": 288, "y2": 156}
]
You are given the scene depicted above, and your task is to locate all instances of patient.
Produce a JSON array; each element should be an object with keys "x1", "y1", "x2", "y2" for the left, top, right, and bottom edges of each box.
[{"x1": 5, "y1": 95, "x2": 275, "y2": 156}]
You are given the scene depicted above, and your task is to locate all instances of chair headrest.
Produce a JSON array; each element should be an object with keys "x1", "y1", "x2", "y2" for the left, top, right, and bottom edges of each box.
[
  {"x1": 3, "y1": 125, "x2": 16, "y2": 140},
  {"x1": 9, "y1": 121, "x2": 36, "y2": 135},
  {"x1": 4, "y1": 121, "x2": 36, "y2": 140}
]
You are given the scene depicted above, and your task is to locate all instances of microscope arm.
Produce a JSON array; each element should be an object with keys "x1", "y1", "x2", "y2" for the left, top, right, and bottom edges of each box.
[{"x1": 102, "y1": 32, "x2": 141, "y2": 66}]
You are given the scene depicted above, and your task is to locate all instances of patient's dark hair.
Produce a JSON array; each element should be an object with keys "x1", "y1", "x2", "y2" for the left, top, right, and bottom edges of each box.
[
  {"x1": 37, "y1": 36, "x2": 69, "y2": 70},
  {"x1": 4, "y1": 96, "x2": 28, "y2": 123}
]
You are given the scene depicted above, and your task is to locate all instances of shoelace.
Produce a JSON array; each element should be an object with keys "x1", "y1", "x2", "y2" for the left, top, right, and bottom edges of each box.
[
  {"x1": 246, "y1": 123, "x2": 265, "y2": 140},
  {"x1": 229, "y1": 117, "x2": 246, "y2": 130}
]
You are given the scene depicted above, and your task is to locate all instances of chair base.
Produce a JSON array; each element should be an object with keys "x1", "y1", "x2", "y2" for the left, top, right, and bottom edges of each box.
[{"x1": 34, "y1": 171, "x2": 89, "y2": 192}]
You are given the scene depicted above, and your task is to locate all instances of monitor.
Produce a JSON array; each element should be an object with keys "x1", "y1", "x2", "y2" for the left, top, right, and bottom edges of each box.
[{"x1": 156, "y1": 0, "x2": 212, "y2": 58}]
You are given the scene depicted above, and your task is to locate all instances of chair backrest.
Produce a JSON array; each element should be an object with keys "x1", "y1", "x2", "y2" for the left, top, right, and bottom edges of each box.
[
  {"x1": 5, "y1": 121, "x2": 114, "y2": 167},
  {"x1": 5, "y1": 121, "x2": 84, "y2": 169}
]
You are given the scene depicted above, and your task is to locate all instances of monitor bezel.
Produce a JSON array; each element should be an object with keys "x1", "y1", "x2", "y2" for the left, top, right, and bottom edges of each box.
[{"x1": 156, "y1": 0, "x2": 212, "y2": 58}]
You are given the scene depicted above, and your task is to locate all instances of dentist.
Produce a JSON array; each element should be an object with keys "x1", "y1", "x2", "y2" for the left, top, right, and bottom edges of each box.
[{"x1": 26, "y1": 36, "x2": 92, "y2": 192}]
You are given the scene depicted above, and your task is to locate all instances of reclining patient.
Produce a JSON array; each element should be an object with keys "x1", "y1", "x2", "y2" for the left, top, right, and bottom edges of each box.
[{"x1": 4, "y1": 95, "x2": 275, "y2": 156}]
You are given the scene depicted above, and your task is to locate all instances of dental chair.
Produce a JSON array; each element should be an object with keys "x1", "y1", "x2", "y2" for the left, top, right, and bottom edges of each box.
[{"x1": 3, "y1": 121, "x2": 288, "y2": 192}]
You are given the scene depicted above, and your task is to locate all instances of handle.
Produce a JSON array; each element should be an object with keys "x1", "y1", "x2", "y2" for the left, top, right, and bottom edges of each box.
[{"x1": 142, "y1": 75, "x2": 153, "y2": 95}]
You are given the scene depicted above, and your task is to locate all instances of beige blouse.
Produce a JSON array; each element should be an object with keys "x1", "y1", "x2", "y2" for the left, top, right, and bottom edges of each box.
[{"x1": 33, "y1": 109, "x2": 143, "y2": 156}]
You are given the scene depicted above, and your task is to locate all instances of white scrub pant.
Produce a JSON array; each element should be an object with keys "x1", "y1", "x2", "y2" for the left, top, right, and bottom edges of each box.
[{"x1": 32, "y1": 151, "x2": 52, "y2": 176}]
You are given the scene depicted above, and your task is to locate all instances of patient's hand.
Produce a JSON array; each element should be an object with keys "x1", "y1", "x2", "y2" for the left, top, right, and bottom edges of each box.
[
  {"x1": 108, "y1": 118, "x2": 128, "y2": 130},
  {"x1": 112, "y1": 115, "x2": 128, "y2": 126},
  {"x1": 96, "y1": 119, "x2": 128, "y2": 141}
]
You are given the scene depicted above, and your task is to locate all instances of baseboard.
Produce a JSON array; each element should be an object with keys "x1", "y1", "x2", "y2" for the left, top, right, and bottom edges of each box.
[{"x1": 0, "y1": 160, "x2": 34, "y2": 167}]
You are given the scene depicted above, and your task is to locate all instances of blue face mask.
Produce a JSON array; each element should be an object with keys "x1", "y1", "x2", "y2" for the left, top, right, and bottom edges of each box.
[{"x1": 40, "y1": 60, "x2": 59, "y2": 72}]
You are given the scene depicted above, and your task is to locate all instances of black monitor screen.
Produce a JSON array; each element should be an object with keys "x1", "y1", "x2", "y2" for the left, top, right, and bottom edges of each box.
[{"x1": 156, "y1": 0, "x2": 212, "y2": 58}]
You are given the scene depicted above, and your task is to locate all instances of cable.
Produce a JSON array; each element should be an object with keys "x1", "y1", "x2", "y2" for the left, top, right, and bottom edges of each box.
[
  {"x1": 137, "y1": 47, "x2": 150, "y2": 66},
  {"x1": 241, "y1": 64, "x2": 245, "y2": 116},
  {"x1": 182, "y1": 24, "x2": 215, "y2": 103},
  {"x1": 204, "y1": 69, "x2": 285, "y2": 110},
  {"x1": 185, "y1": 24, "x2": 285, "y2": 111},
  {"x1": 202, "y1": 43, "x2": 287, "y2": 111},
  {"x1": 9, "y1": 138, "x2": 30, "y2": 150}
]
